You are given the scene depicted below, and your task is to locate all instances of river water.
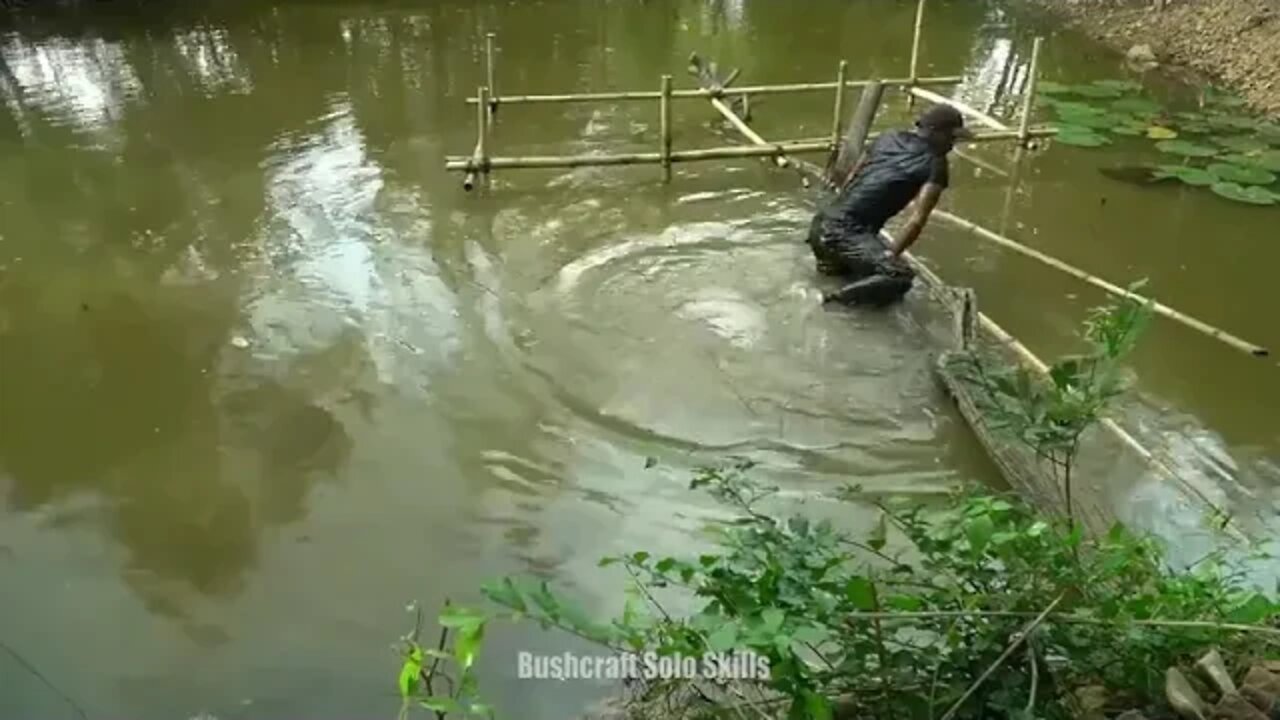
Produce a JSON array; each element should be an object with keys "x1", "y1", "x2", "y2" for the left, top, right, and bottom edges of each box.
[{"x1": 0, "y1": 1, "x2": 1277, "y2": 718}]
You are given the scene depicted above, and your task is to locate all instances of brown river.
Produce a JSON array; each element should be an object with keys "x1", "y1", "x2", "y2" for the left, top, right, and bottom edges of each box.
[{"x1": 1, "y1": 1, "x2": 1277, "y2": 718}]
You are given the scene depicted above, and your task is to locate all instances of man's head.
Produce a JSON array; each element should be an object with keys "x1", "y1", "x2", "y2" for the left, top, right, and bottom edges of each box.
[{"x1": 915, "y1": 105, "x2": 973, "y2": 154}]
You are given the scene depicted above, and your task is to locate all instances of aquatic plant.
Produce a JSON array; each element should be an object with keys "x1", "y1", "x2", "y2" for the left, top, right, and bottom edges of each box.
[
  {"x1": 395, "y1": 463, "x2": 1279, "y2": 720},
  {"x1": 1040, "y1": 79, "x2": 1280, "y2": 205}
]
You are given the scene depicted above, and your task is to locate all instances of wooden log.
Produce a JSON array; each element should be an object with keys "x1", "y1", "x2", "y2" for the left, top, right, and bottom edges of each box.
[
  {"x1": 932, "y1": 210, "x2": 1270, "y2": 358},
  {"x1": 660, "y1": 74, "x2": 672, "y2": 182},
  {"x1": 830, "y1": 61, "x2": 848, "y2": 155},
  {"x1": 831, "y1": 80, "x2": 885, "y2": 183},
  {"x1": 1018, "y1": 37, "x2": 1044, "y2": 145},
  {"x1": 461, "y1": 76, "x2": 965, "y2": 105},
  {"x1": 910, "y1": 86, "x2": 1011, "y2": 132}
]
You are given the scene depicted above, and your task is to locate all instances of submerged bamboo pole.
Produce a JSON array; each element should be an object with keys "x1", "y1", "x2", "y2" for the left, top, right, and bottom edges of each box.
[
  {"x1": 462, "y1": 75, "x2": 963, "y2": 106},
  {"x1": 830, "y1": 61, "x2": 849, "y2": 153},
  {"x1": 485, "y1": 33, "x2": 497, "y2": 119},
  {"x1": 907, "y1": 0, "x2": 928, "y2": 109},
  {"x1": 933, "y1": 210, "x2": 1270, "y2": 358},
  {"x1": 1018, "y1": 37, "x2": 1044, "y2": 145},
  {"x1": 660, "y1": 74, "x2": 672, "y2": 182},
  {"x1": 710, "y1": 95, "x2": 789, "y2": 169},
  {"x1": 878, "y1": 229, "x2": 1241, "y2": 535},
  {"x1": 911, "y1": 86, "x2": 1011, "y2": 132}
]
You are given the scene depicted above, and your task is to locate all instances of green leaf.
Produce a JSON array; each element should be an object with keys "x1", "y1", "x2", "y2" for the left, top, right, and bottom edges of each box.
[
  {"x1": 1037, "y1": 81, "x2": 1072, "y2": 95},
  {"x1": 470, "y1": 703, "x2": 496, "y2": 719},
  {"x1": 788, "y1": 516, "x2": 810, "y2": 536},
  {"x1": 454, "y1": 620, "x2": 486, "y2": 670},
  {"x1": 804, "y1": 691, "x2": 834, "y2": 720},
  {"x1": 1055, "y1": 128, "x2": 1111, "y2": 147},
  {"x1": 398, "y1": 657, "x2": 422, "y2": 698},
  {"x1": 885, "y1": 594, "x2": 925, "y2": 611},
  {"x1": 793, "y1": 624, "x2": 830, "y2": 646},
  {"x1": 1072, "y1": 83, "x2": 1123, "y2": 99},
  {"x1": 761, "y1": 608, "x2": 786, "y2": 634},
  {"x1": 845, "y1": 576, "x2": 876, "y2": 611},
  {"x1": 420, "y1": 696, "x2": 463, "y2": 714},
  {"x1": 868, "y1": 513, "x2": 888, "y2": 551},
  {"x1": 1227, "y1": 593, "x2": 1279, "y2": 624},
  {"x1": 1146, "y1": 126, "x2": 1178, "y2": 140},
  {"x1": 439, "y1": 605, "x2": 486, "y2": 630},
  {"x1": 1110, "y1": 97, "x2": 1162, "y2": 116},
  {"x1": 1210, "y1": 182, "x2": 1279, "y2": 206},
  {"x1": 1212, "y1": 135, "x2": 1270, "y2": 154},
  {"x1": 481, "y1": 577, "x2": 528, "y2": 612},
  {"x1": 1208, "y1": 162, "x2": 1277, "y2": 186},
  {"x1": 655, "y1": 557, "x2": 677, "y2": 574},
  {"x1": 707, "y1": 622, "x2": 740, "y2": 652},
  {"x1": 966, "y1": 514, "x2": 996, "y2": 555},
  {"x1": 1155, "y1": 140, "x2": 1219, "y2": 157},
  {"x1": 1110, "y1": 124, "x2": 1145, "y2": 137},
  {"x1": 631, "y1": 551, "x2": 650, "y2": 565},
  {"x1": 1220, "y1": 150, "x2": 1280, "y2": 172},
  {"x1": 1093, "y1": 79, "x2": 1143, "y2": 93},
  {"x1": 1153, "y1": 165, "x2": 1217, "y2": 187}
]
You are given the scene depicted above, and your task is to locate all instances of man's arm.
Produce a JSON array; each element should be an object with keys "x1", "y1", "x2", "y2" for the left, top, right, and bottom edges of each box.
[{"x1": 887, "y1": 182, "x2": 943, "y2": 257}]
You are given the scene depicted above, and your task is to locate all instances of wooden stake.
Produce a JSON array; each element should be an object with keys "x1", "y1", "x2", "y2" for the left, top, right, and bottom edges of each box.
[
  {"x1": 831, "y1": 80, "x2": 885, "y2": 183},
  {"x1": 485, "y1": 33, "x2": 497, "y2": 120},
  {"x1": 830, "y1": 61, "x2": 849, "y2": 153},
  {"x1": 1018, "y1": 37, "x2": 1044, "y2": 145},
  {"x1": 463, "y1": 75, "x2": 964, "y2": 105},
  {"x1": 660, "y1": 74, "x2": 672, "y2": 182},
  {"x1": 910, "y1": 86, "x2": 1010, "y2": 131},
  {"x1": 933, "y1": 209, "x2": 1270, "y2": 358},
  {"x1": 907, "y1": 0, "x2": 927, "y2": 108}
]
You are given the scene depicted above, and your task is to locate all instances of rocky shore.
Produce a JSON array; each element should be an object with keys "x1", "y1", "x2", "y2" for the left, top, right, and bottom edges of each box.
[{"x1": 1030, "y1": 0, "x2": 1280, "y2": 115}]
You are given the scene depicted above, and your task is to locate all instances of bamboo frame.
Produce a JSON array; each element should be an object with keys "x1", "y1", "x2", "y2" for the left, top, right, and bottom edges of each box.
[
  {"x1": 462, "y1": 75, "x2": 963, "y2": 106},
  {"x1": 463, "y1": 85, "x2": 489, "y2": 191},
  {"x1": 933, "y1": 210, "x2": 1271, "y2": 357},
  {"x1": 485, "y1": 33, "x2": 497, "y2": 120},
  {"x1": 660, "y1": 75, "x2": 672, "y2": 181},
  {"x1": 1018, "y1": 37, "x2": 1044, "y2": 144}
]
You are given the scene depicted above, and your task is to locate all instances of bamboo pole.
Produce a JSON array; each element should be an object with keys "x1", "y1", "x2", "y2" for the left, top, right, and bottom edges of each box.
[
  {"x1": 462, "y1": 75, "x2": 964, "y2": 105},
  {"x1": 660, "y1": 74, "x2": 672, "y2": 182},
  {"x1": 830, "y1": 61, "x2": 848, "y2": 153},
  {"x1": 444, "y1": 129, "x2": 1059, "y2": 173},
  {"x1": 877, "y1": 229, "x2": 1242, "y2": 536},
  {"x1": 485, "y1": 33, "x2": 497, "y2": 120},
  {"x1": 710, "y1": 95, "x2": 788, "y2": 168},
  {"x1": 907, "y1": 0, "x2": 928, "y2": 109},
  {"x1": 933, "y1": 210, "x2": 1270, "y2": 358},
  {"x1": 1018, "y1": 37, "x2": 1044, "y2": 145},
  {"x1": 463, "y1": 85, "x2": 490, "y2": 191},
  {"x1": 831, "y1": 80, "x2": 885, "y2": 183},
  {"x1": 952, "y1": 148, "x2": 1011, "y2": 178},
  {"x1": 910, "y1": 86, "x2": 1011, "y2": 132}
]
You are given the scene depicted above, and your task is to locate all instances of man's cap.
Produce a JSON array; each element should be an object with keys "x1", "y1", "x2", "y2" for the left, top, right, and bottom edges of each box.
[{"x1": 917, "y1": 104, "x2": 974, "y2": 139}]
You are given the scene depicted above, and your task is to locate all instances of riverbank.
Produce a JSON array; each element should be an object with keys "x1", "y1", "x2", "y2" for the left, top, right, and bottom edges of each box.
[{"x1": 1029, "y1": 0, "x2": 1280, "y2": 115}]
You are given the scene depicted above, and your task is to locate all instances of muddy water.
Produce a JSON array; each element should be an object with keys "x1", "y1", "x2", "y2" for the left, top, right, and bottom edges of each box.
[{"x1": 0, "y1": 1, "x2": 1276, "y2": 718}]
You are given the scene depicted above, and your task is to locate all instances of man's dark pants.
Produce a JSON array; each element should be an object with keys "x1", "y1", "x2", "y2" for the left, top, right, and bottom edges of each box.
[{"x1": 806, "y1": 215, "x2": 916, "y2": 307}]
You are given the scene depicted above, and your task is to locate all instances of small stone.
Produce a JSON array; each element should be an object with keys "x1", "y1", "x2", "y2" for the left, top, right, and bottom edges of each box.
[
  {"x1": 1128, "y1": 43, "x2": 1159, "y2": 63},
  {"x1": 1169, "y1": 667, "x2": 1210, "y2": 720},
  {"x1": 230, "y1": 336, "x2": 250, "y2": 349},
  {"x1": 1199, "y1": 649, "x2": 1239, "y2": 696},
  {"x1": 1211, "y1": 692, "x2": 1271, "y2": 720},
  {"x1": 1075, "y1": 685, "x2": 1108, "y2": 720},
  {"x1": 1242, "y1": 667, "x2": 1280, "y2": 707}
]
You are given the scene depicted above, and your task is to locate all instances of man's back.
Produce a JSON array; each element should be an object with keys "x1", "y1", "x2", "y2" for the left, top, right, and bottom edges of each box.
[{"x1": 821, "y1": 130, "x2": 950, "y2": 234}]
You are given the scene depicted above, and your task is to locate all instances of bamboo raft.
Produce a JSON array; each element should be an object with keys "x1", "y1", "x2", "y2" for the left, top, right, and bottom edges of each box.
[{"x1": 446, "y1": 5, "x2": 1267, "y2": 543}]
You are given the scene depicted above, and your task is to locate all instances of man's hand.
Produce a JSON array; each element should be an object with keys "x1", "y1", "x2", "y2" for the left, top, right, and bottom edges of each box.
[{"x1": 888, "y1": 182, "x2": 944, "y2": 256}]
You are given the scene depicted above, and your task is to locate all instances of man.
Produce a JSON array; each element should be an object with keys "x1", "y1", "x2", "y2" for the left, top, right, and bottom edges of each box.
[{"x1": 806, "y1": 104, "x2": 972, "y2": 307}]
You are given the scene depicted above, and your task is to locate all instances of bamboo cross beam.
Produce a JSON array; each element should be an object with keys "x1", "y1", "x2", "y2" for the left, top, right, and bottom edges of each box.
[
  {"x1": 877, "y1": 229, "x2": 1244, "y2": 539},
  {"x1": 462, "y1": 76, "x2": 964, "y2": 106},
  {"x1": 933, "y1": 210, "x2": 1270, "y2": 358},
  {"x1": 910, "y1": 86, "x2": 1011, "y2": 132}
]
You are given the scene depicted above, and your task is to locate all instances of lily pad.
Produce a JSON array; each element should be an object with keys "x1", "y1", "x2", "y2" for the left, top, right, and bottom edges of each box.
[
  {"x1": 1054, "y1": 126, "x2": 1111, "y2": 147},
  {"x1": 1072, "y1": 84, "x2": 1124, "y2": 99},
  {"x1": 1209, "y1": 182, "x2": 1280, "y2": 205},
  {"x1": 1219, "y1": 150, "x2": 1280, "y2": 172},
  {"x1": 1206, "y1": 114, "x2": 1260, "y2": 132},
  {"x1": 1110, "y1": 97, "x2": 1162, "y2": 116},
  {"x1": 1153, "y1": 165, "x2": 1217, "y2": 187},
  {"x1": 1155, "y1": 140, "x2": 1219, "y2": 157},
  {"x1": 1092, "y1": 79, "x2": 1144, "y2": 93},
  {"x1": 1211, "y1": 136, "x2": 1270, "y2": 154},
  {"x1": 1037, "y1": 81, "x2": 1072, "y2": 95},
  {"x1": 1256, "y1": 122, "x2": 1280, "y2": 143},
  {"x1": 1207, "y1": 162, "x2": 1277, "y2": 186},
  {"x1": 1110, "y1": 124, "x2": 1146, "y2": 136},
  {"x1": 1146, "y1": 126, "x2": 1178, "y2": 140}
]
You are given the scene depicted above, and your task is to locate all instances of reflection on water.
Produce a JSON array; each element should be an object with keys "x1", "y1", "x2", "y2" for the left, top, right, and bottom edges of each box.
[{"x1": 0, "y1": 1, "x2": 1276, "y2": 719}]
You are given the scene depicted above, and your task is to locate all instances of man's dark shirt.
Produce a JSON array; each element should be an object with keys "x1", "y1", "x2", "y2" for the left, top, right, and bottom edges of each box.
[{"x1": 819, "y1": 130, "x2": 950, "y2": 234}]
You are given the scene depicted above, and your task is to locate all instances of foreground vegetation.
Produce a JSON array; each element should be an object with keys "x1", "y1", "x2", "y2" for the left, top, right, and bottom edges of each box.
[{"x1": 394, "y1": 290, "x2": 1280, "y2": 719}]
